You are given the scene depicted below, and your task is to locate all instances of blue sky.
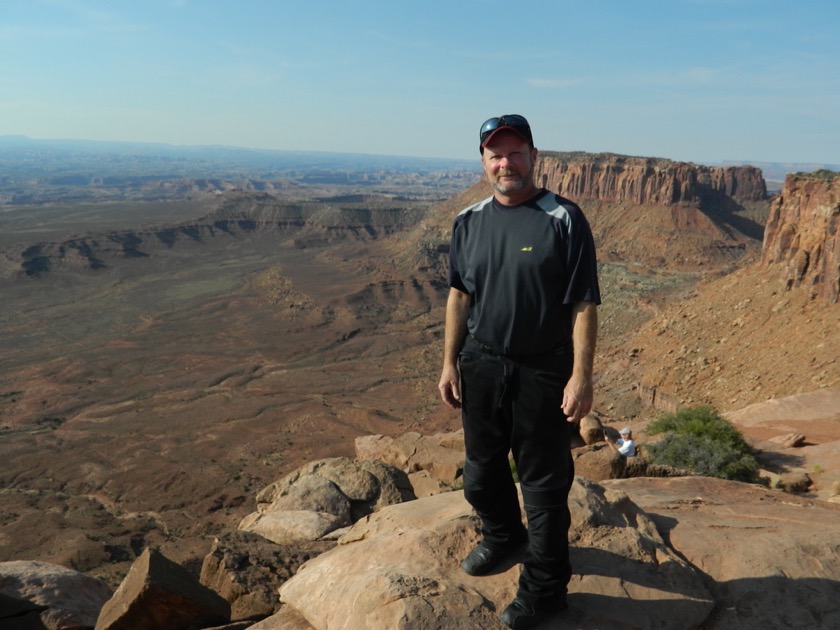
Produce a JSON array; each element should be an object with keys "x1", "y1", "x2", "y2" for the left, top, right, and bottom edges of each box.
[{"x1": 1, "y1": 0, "x2": 837, "y2": 164}]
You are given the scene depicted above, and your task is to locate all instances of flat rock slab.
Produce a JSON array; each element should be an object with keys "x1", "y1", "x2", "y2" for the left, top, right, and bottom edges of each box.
[{"x1": 603, "y1": 476, "x2": 840, "y2": 629}]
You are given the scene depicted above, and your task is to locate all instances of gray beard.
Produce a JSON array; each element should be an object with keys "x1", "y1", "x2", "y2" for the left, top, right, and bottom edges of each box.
[
  {"x1": 493, "y1": 174, "x2": 528, "y2": 194},
  {"x1": 493, "y1": 165, "x2": 534, "y2": 195}
]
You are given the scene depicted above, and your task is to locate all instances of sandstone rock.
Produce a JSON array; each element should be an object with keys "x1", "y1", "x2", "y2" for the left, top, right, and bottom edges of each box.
[
  {"x1": 354, "y1": 430, "x2": 465, "y2": 484},
  {"x1": 407, "y1": 469, "x2": 450, "y2": 497},
  {"x1": 762, "y1": 171, "x2": 840, "y2": 303},
  {"x1": 94, "y1": 547, "x2": 229, "y2": 630},
  {"x1": 238, "y1": 510, "x2": 340, "y2": 547},
  {"x1": 769, "y1": 433, "x2": 807, "y2": 448},
  {"x1": 604, "y1": 476, "x2": 840, "y2": 629},
  {"x1": 273, "y1": 477, "x2": 713, "y2": 630},
  {"x1": 199, "y1": 531, "x2": 333, "y2": 622},
  {"x1": 725, "y1": 388, "x2": 840, "y2": 501},
  {"x1": 777, "y1": 471, "x2": 812, "y2": 493},
  {"x1": 243, "y1": 473, "x2": 352, "y2": 543},
  {"x1": 255, "y1": 457, "x2": 414, "y2": 515},
  {"x1": 573, "y1": 443, "x2": 687, "y2": 483},
  {"x1": 248, "y1": 605, "x2": 315, "y2": 629},
  {"x1": 579, "y1": 414, "x2": 605, "y2": 445},
  {"x1": 240, "y1": 457, "x2": 415, "y2": 544},
  {"x1": 263, "y1": 474, "x2": 353, "y2": 523},
  {"x1": 573, "y1": 443, "x2": 621, "y2": 481},
  {"x1": 535, "y1": 154, "x2": 766, "y2": 206},
  {"x1": 533, "y1": 154, "x2": 766, "y2": 270},
  {"x1": 0, "y1": 560, "x2": 112, "y2": 630}
]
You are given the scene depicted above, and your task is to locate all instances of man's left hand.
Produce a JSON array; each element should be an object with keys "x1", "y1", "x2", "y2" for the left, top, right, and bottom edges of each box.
[{"x1": 562, "y1": 373, "x2": 593, "y2": 423}]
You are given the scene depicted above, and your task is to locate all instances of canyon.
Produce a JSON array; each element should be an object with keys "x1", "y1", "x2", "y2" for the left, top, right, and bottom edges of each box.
[{"x1": 1, "y1": 149, "x2": 838, "y2": 628}]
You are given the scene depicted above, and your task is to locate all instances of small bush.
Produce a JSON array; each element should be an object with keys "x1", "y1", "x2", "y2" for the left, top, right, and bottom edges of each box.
[{"x1": 646, "y1": 405, "x2": 759, "y2": 483}]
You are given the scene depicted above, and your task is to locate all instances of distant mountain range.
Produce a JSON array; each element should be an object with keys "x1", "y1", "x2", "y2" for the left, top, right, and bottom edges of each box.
[
  {"x1": 0, "y1": 135, "x2": 479, "y2": 180},
  {"x1": 2, "y1": 135, "x2": 835, "y2": 191}
]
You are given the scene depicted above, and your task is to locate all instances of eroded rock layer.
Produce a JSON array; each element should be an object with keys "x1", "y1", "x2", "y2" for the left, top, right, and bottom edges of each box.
[
  {"x1": 761, "y1": 171, "x2": 840, "y2": 303},
  {"x1": 535, "y1": 152, "x2": 766, "y2": 205}
]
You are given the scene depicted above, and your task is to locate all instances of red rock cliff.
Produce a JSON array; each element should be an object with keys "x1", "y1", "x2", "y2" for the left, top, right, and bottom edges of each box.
[
  {"x1": 528, "y1": 152, "x2": 767, "y2": 270},
  {"x1": 534, "y1": 152, "x2": 766, "y2": 205},
  {"x1": 762, "y1": 171, "x2": 840, "y2": 303}
]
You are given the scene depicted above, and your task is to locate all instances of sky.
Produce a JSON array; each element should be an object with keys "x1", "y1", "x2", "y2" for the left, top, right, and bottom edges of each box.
[{"x1": 1, "y1": 0, "x2": 838, "y2": 165}]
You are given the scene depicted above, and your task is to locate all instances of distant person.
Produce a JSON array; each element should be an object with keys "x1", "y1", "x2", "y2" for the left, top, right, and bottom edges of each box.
[
  {"x1": 438, "y1": 114, "x2": 601, "y2": 629},
  {"x1": 606, "y1": 427, "x2": 636, "y2": 456}
]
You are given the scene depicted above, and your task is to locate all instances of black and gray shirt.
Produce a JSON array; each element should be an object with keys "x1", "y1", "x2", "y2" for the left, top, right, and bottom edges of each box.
[{"x1": 449, "y1": 189, "x2": 601, "y2": 357}]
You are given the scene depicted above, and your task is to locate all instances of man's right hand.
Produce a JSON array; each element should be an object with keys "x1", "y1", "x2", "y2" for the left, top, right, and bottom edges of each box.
[{"x1": 438, "y1": 364, "x2": 462, "y2": 409}]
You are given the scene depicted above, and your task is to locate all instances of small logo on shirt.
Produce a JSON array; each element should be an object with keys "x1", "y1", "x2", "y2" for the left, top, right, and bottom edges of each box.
[{"x1": 520, "y1": 246, "x2": 533, "y2": 252}]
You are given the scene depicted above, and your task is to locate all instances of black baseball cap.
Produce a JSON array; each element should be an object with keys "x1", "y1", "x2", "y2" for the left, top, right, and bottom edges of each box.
[{"x1": 479, "y1": 114, "x2": 534, "y2": 151}]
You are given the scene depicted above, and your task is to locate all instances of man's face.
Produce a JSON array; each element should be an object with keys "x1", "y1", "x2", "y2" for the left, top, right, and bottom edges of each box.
[{"x1": 481, "y1": 131, "x2": 538, "y2": 196}]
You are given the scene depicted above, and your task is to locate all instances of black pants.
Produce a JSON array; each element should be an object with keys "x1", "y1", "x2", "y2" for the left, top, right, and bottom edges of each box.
[{"x1": 459, "y1": 336, "x2": 575, "y2": 605}]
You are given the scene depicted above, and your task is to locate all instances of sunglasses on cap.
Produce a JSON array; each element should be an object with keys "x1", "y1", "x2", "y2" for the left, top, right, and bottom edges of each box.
[{"x1": 479, "y1": 114, "x2": 533, "y2": 148}]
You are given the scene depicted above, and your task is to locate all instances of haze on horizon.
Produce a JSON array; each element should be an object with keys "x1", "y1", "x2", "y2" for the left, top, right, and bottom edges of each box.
[{"x1": 1, "y1": 0, "x2": 837, "y2": 166}]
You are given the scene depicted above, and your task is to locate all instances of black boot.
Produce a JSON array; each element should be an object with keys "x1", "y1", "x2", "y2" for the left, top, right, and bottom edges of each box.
[
  {"x1": 461, "y1": 460, "x2": 528, "y2": 576},
  {"x1": 460, "y1": 528, "x2": 528, "y2": 576},
  {"x1": 500, "y1": 595, "x2": 568, "y2": 629}
]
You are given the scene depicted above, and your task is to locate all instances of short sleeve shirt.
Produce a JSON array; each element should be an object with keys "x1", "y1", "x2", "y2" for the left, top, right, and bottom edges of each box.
[
  {"x1": 617, "y1": 439, "x2": 636, "y2": 456},
  {"x1": 449, "y1": 189, "x2": 601, "y2": 357}
]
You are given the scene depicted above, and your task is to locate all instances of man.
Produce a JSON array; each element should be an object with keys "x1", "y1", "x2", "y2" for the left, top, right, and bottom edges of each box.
[
  {"x1": 607, "y1": 427, "x2": 636, "y2": 456},
  {"x1": 438, "y1": 114, "x2": 600, "y2": 629}
]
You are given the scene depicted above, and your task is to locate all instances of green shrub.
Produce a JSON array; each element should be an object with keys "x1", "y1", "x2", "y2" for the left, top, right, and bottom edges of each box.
[{"x1": 646, "y1": 405, "x2": 759, "y2": 483}]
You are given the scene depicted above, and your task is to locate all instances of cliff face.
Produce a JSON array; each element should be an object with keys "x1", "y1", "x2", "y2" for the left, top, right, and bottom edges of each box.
[
  {"x1": 529, "y1": 152, "x2": 768, "y2": 270},
  {"x1": 535, "y1": 152, "x2": 766, "y2": 206},
  {"x1": 762, "y1": 171, "x2": 840, "y2": 303}
]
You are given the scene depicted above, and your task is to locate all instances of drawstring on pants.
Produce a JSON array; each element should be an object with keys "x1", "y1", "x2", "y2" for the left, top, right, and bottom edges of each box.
[{"x1": 498, "y1": 357, "x2": 518, "y2": 409}]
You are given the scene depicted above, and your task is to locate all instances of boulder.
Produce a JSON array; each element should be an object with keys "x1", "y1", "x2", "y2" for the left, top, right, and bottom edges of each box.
[
  {"x1": 407, "y1": 469, "x2": 450, "y2": 498},
  {"x1": 769, "y1": 433, "x2": 807, "y2": 448},
  {"x1": 272, "y1": 477, "x2": 714, "y2": 629},
  {"x1": 572, "y1": 443, "x2": 622, "y2": 481},
  {"x1": 579, "y1": 414, "x2": 606, "y2": 445},
  {"x1": 256, "y1": 457, "x2": 414, "y2": 513},
  {"x1": 238, "y1": 510, "x2": 340, "y2": 547},
  {"x1": 199, "y1": 531, "x2": 334, "y2": 622},
  {"x1": 94, "y1": 548, "x2": 229, "y2": 630},
  {"x1": 778, "y1": 471, "x2": 812, "y2": 493},
  {"x1": 354, "y1": 431, "x2": 465, "y2": 484},
  {"x1": 240, "y1": 457, "x2": 414, "y2": 544},
  {"x1": 0, "y1": 560, "x2": 112, "y2": 630}
]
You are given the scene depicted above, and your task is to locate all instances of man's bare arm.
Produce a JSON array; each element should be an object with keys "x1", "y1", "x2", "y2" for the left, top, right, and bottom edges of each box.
[
  {"x1": 438, "y1": 288, "x2": 470, "y2": 409},
  {"x1": 562, "y1": 301, "x2": 598, "y2": 423}
]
